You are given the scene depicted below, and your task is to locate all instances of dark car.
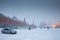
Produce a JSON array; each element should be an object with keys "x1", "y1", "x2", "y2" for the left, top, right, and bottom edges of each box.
[{"x1": 1, "y1": 28, "x2": 17, "y2": 34}]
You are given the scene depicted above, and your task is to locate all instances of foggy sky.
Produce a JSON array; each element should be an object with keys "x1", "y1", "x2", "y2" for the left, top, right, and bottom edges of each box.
[{"x1": 0, "y1": 0, "x2": 60, "y2": 26}]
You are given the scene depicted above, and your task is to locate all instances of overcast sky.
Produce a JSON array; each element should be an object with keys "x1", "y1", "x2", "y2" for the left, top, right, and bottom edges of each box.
[{"x1": 0, "y1": 0, "x2": 60, "y2": 26}]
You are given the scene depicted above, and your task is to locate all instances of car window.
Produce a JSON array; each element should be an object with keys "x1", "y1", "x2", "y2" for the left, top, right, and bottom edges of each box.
[{"x1": 4, "y1": 29, "x2": 9, "y2": 30}]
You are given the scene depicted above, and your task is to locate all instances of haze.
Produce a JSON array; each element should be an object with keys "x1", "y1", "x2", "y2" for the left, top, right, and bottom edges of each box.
[{"x1": 0, "y1": 0, "x2": 60, "y2": 26}]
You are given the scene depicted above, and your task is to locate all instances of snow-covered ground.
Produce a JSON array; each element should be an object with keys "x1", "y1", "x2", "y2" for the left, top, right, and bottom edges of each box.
[{"x1": 0, "y1": 28, "x2": 60, "y2": 40}]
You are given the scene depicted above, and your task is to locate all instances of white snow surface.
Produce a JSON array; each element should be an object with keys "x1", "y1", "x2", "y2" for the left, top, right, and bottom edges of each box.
[{"x1": 0, "y1": 28, "x2": 60, "y2": 40}]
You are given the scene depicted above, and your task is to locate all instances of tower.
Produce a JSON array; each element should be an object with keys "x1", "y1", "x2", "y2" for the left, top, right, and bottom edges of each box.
[{"x1": 24, "y1": 18, "x2": 26, "y2": 23}]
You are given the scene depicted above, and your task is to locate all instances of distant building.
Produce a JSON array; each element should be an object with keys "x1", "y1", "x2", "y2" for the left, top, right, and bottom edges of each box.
[
  {"x1": 29, "y1": 24, "x2": 36, "y2": 29},
  {"x1": 39, "y1": 22, "x2": 50, "y2": 29},
  {"x1": 0, "y1": 13, "x2": 29, "y2": 29},
  {"x1": 29, "y1": 21, "x2": 37, "y2": 29}
]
